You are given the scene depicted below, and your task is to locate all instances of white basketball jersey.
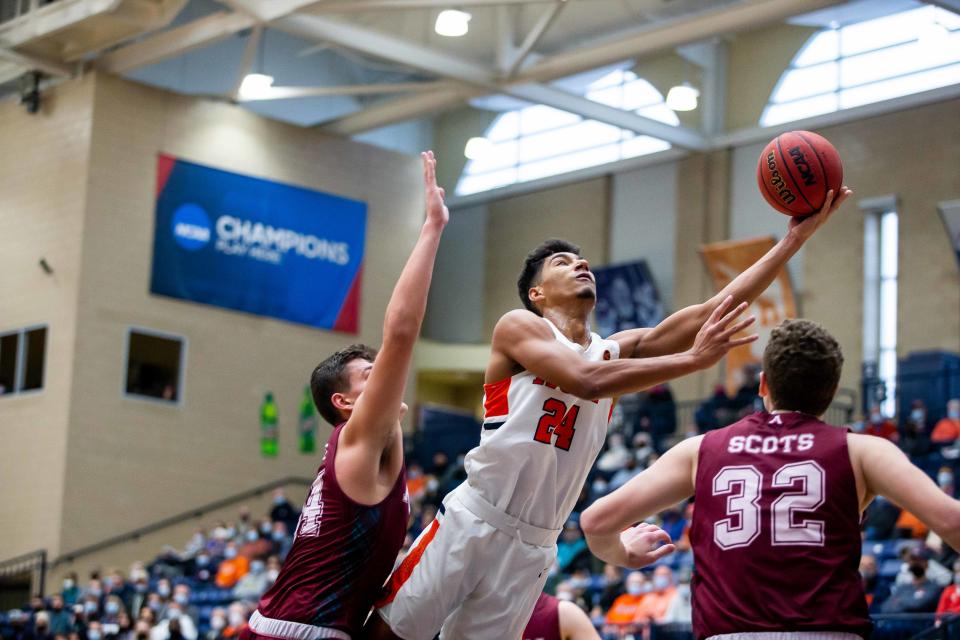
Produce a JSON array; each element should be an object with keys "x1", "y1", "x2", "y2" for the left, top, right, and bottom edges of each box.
[{"x1": 463, "y1": 318, "x2": 620, "y2": 531}]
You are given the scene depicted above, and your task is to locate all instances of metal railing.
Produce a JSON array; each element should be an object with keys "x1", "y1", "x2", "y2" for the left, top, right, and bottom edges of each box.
[
  {"x1": 49, "y1": 476, "x2": 313, "y2": 567},
  {"x1": 0, "y1": 0, "x2": 57, "y2": 26}
]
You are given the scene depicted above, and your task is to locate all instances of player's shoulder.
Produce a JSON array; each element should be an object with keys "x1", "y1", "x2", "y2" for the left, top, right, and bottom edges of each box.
[{"x1": 493, "y1": 309, "x2": 552, "y2": 338}]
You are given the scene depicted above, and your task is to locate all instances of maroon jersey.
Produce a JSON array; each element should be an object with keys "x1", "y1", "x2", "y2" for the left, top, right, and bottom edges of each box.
[
  {"x1": 523, "y1": 593, "x2": 561, "y2": 640},
  {"x1": 254, "y1": 423, "x2": 409, "y2": 638},
  {"x1": 690, "y1": 412, "x2": 870, "y2": 639}
]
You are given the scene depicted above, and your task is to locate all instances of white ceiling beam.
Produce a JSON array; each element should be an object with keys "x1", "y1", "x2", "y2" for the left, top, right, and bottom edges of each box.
[
  {"x1": 320, "y1": 85, "x2": 485, "y2": 134},
  {"x1": 0, "y1": 60, "x2": 26, "y2": 85},
  {"x1": 0, "y1": 47, "x2": 73, "y2": 77},
  {"x1": 0, "y1": 0, "x2": 122, "y2": 49},
  {"x1": 505, "y1": 0, "x2": 566, "y2": 78},
  {"x1": 274, "y1": 13, "x2": 706, "y2": 148},
  {"x1": 229, "y1": 24, "x2": 261, "y2": 100},
  {"x1": 309, "y1": 0, "x2": 555, "y2": 12},
  {"x1": 239, "y1": 81, "x2": 456, "y2": 101},
  {"x1": 97, "y1": 11, "x2": 255, "y2": 74},
  {"x1": 514, "y1": 0, "x2": 844, "y2": 84},
  {"x1": 926, "y1": 1, "x2": 960, "y2": 14},
  {"x1": 495, "y1": 5, "x2": 516, "y2": 75}
]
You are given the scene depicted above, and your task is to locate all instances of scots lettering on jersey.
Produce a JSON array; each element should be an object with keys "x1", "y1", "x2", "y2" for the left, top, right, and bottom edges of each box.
[
  {"x1": 297, "y1": 443, "x2": 330, "y2": 537},
  {"x1": 728, "y1": 433, "x2": 815, "y2": 454}
]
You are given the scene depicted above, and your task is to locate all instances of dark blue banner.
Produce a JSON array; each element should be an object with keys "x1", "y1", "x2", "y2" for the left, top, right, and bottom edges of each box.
[
  {"x1": 151, "y1": 155, "x2": 366, "y2": 332},
  {"x1": 593, "y1": 260, "x2": 664, "y2": 338}
]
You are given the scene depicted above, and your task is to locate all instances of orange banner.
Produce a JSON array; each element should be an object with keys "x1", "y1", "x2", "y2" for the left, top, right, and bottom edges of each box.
[{"x1": 700, "y1": 237, "x2": 797, "y2": 394}]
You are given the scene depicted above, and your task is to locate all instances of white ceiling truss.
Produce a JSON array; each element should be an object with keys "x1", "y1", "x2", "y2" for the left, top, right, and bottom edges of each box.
[{"x1": 5, "y1": 0, "x2": 954, "y2": 153}]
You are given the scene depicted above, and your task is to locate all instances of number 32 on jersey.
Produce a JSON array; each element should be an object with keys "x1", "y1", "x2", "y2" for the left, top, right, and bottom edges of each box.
[{"x1": 712, "y1": 461, "x2": 826, "y2": 549}]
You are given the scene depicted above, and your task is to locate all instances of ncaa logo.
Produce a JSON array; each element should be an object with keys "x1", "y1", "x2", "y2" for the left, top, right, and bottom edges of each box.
[{"x1": 171, "y1": 203, "x2": 211, "y2": 251}]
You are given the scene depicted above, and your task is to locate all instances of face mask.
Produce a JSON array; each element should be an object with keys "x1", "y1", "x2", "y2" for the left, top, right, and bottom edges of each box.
[
  {"x1": 949, "y1": 409, "x2": 960, "y2": 420},
  {"x1": 260, "y1": 523, "x2": 272, "y2": 534},
  {"x1": 911, "y1": 409, "x2": 925, "y2": 423},
  {"x1": 167, "y1": 609, "x2": 181, "y2": 621},
  {"x1": 224, "y1": 548, "x2": 237, "y2": 560},
  {"x1": 210, "y1": 617, "x2": 226, "y2": 632},
  {"x1": 271, "y1": 531, "x2": 285, "y2": 542},
  {"x1": 626, "y1": 584, "x2": 644, "y2": 596},
  {"x1": 103, "y1": 577, "x2": 115, "y2": 589},
  {"x1": 245, "y1": 531, "x2": 258, "y2": 542},
  {"x1": 157, "y1": 584, "x2": 171, "y2": 598},
  {"x1": 267, "y1": 570, "x2": 279, "y2": 582},
  {"x1": 274, "y1": 496, "x2": 285, "y2": 505},
  {"x1": 89, "y1": 588, "x2": 102, "y2": 598},
  {"x1": 228, "y1": 612, "x2": 245, "y2": 628},
  {"x1": 851, "y1": 421, "x2": 865, "y2": 433},
  {"x1": 653, "y1": 576, "x2": 670, "y2": 591},
  {"x1": 592, "y1": 480, "x2": 608, "y2": 494},
  {"x1": 570, "y1": 577, "x2": 589, "y2": 589},
  {"x1": 84, "y1": 602, "x2": 98, "y2": 615},
  {"x1": 871, "y1": 414, "x2": 883, "y2": 424},
  {"x1": 224, "y1": 528, "x2": 236, "y2": 538},
  {"x1": 196, "y1": 556, "x2": 209, "y2": 567},
  {"x1": 250, "y1": 562, "x2": 265, "y2": 574},
  {"x1": 939, "y1": 472, "x2": 953, "y2": 487},
  {"x1": 909, "y1": 564, "x2": 926, "y2": 578},
  {"x1": 173, "y1": 594, "x2": 188, "y2": 606},
  {"x1": 63, "y1": 579, "x2": 75, "y2": 590},
  {"x1": 88, "y1": 631, "x2": 101, "y2": 640},
  {"x1": 556, "y1": 591, "x2": 574, "y2": 602},
  {"x1": 149, "y1": 602, "x2": 162, "y2": 612},
  {"x1": 135, "y1": 584, "x2": 148, "y2": 594},
  {"x1": 105, "y1": 602, "x2": 120, "y2": 615}
]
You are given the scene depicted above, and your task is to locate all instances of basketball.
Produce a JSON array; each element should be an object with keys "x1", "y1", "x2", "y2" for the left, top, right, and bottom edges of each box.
[{"x1": 757, "y1": 130, "x2": 843, "y2": 216}]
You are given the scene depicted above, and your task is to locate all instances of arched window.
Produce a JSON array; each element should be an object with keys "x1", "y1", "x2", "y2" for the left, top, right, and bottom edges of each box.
[
  {"x1": 761, "y1": 5, "x2": 960, "y2": 126},
  {"x1": 456, "y1": 70, "x2": 677, "y2": 196}
]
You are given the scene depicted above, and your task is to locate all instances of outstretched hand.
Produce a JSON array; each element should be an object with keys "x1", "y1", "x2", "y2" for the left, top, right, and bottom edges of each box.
[
  {"x1": 787, "y1": 186, "x2": 853, "y2": 242},
  {"x1": 422, "y1": 150, "x2": 449, "y2": 228},
  {"x1": 688, "y1": 295, "x2": 758, "y2": 368},
  {"x1": 620, "y1": 523, "x2": 676, "y2": 569}
]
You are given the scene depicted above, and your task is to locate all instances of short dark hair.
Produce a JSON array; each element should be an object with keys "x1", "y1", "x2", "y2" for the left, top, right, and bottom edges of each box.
[
  {"x1": 517, "y1": 239, "x2": 582, "y2": 315},
  {"x1": 762, "y1": 319, "x2": 843, "y2": 417},
  {"x1": 310, "y1": 344, "x2": 377, "y2": 426}
]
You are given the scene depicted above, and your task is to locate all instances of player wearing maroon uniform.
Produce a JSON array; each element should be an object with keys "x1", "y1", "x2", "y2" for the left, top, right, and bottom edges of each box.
[
  {"x1": 243, "y1": 151, "x2": 449, "y2": 640},
  {"x1": 523, "y1": 593, "x2": 601, "y2": 640},
  {"x1": 582, "y1": 319, "x2": 960, "y2": 640}
]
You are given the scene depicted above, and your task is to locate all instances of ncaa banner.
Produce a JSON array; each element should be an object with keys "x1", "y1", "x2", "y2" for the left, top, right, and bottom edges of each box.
[
  {"x1": 701, "y1": 237, "x2": 797, "y2": 393},
  {"x1": 593, "y1": 260, "x2": 664, "y2": 338},
  {"x1": 939, "y1": 200, "x2": 960, "y2": 270},
  {"x1": 151, "y1": 155, "x2": 366, "y2": 333}
]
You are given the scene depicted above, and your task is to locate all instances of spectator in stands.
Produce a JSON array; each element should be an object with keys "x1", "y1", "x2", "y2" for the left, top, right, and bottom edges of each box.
[
  {"x1": 901, "y1": 400, "x2": 931, "y2": 457},
  {"x1": 133, "y1": 620, "x2": 151, "y2": 640},
  {"x1": 644, "y1": 384, "x2": 677, "y2": 452},
  {"x1": 555, "y1": 578, "x2": 590, "y2": 613},
  {"x1": 81, "y1": 595, "x2": 100, "y2": 621},
  {"x1": 256, "y1": 517, "x2": 272, "y2": 539},
  {"x1": 33, "y1": 611, "x2": 54, "y2": 640},
  {"x1": 265, "y1": 555, "x2": 281, "y2": 586},
  {"x1": 104, "y1": 571, "x2": 128, "y2": 603},
  {"x1": 863, "y1": 495, "x2": 901, "y2": 540},
  {"x1": 860, "y1": 555, "x2": 891, "y2": 612},
  {"x1": 406, "y1": 463, "x2": 428, "y2": 504},
  {"x1": 933, "y1": 399, "x2": 960, "y2": 444},
  {"x1": 85, "y1": 579, "x2": 104, "y2": 606},
  {"x1": 936, "y1": 559, "x2": 960, "y2": 620},
  {"x1": 102, "y1": 597, "x2": 126, "y2": 625},
  {"x1": 221, "y1": 603, "x2": 248, "y2": 639},
  {"x1": 883, "y1": 552, "x2": 944, "y2": 613},
  {"x1": 127, "y1": 573, "x2": 149, "y2": 617},
  {"x1": 557, "y1": 520, "x2": 590, "y2": 573},
  {"x1": 695, "y1": 384, "x2": 734, "y2": 433},
  {"x1": 634, "y1": 566, "x2": 678, "y2": 624},
  {"x1": 596, "y1": 564, "x2": 624, "y2": 613},
  {"x1": 86, "y1": 621, "x2": 104, "y2": 640},
  {"x1": 48, "y1": 596, "x2": 73, "y2": 636},
  {"x1": 596, "y1": 433, "x2": 630, "y2": 473},
  {"x1": 269, "y1": 522, "x2": 292, "y2": 560},
  {"x1": 149, "y1": 603, "x2": 197, "y2": 640},
  {"x1": 61, "y1": 574, "x2": 81, "y2": 606},
  {"x1": 631, "y1": 433, "x2": 654, "y2": 467},
  {"x1": 233, "y1": 558, "x2": 270, "y2": 601},
  {"x1": 238, "y1": 528, "x2": 271, "y2": 561},
  {"x1": 895, "y1": 548, "x2": 952, "y2": 588},
  {"x1": 204, "y1": 609, "x2": 226, "y2": 640},
  {"x1": 603, "y1": 571, "x2": 647, "y2": 636},
  {"x1": 144, "y1": 595, "x2": 164, "y2": 620},
  {"x1": 658, "y1": 507, "x2": 686, "y2": 543},
  {"x1": 938, "y1": 466, "x2": 956, "y2": 498},
  {"x1": 215, "y1": 543, "x2": 249, "y2": 589},
  {"x1": 865, "y1": 405, "x2": 899, "y2": 442},
  {"x1": 171, "y1": 586, "x2": 197, "y2": 624},
  {"x1": 192, "y1": 552, "x2": 215, "y2": 585},
  {"x1": 138, "y1": 608, "x2": 157, "y2": 627},
  {"x1": 608, "y1": 457, "x2": 642, "y2": 491},
  {"x1": 236, "y1": 507, "x2": 253, "y2": 537},
  {"x1": 894, "y1": 508, "x2": 929, "y2": 540}
]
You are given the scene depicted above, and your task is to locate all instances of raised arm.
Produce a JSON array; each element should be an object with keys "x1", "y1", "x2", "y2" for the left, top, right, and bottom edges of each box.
[
  {"x1": 580, "y1": 436, "x2": 701, "y2": 567},
  {"x1": 494, "y1": 296, "x2": 756, "y2": 401},
  {"x1": 851, "y1": 434, "x2": 960, "y2": 551},
  {"x1": 341, "y1": 151, "x2": 448, "y2": 451},
  {"x1": 613, "y1": 187, "x2": 852, "y2": 359}
]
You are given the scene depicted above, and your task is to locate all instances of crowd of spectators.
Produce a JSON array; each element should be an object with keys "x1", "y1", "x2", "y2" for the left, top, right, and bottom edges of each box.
[{"x1": 4, "y1": 389, "x2": 959, "y2": 640}]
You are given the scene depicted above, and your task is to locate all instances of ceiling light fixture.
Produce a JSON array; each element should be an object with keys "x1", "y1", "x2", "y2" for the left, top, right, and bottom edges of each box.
[
  {"x1": 666, "y1": 82, "x2": 699, "y2": 112},
  {"x1": 239, "y1": 73, "x2": 275, "y2": 99},
  {"x1": 435, "y1": 9, "x2": 471, "y2": 37},
  {"x1": 464, "y1": 136, "x2": 493, "y2": 160}
]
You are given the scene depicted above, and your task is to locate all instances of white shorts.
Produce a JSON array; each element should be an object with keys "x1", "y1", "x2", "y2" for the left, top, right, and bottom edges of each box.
[{"x1": 375, "y1": 483, "x2": 559, "y2": 640}]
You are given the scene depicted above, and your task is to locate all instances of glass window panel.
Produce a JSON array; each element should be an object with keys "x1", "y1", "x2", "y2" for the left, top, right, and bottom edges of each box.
[
  {"x1": 0, "y1": 333, "x2": 17, "y2": 394},
  {"x1": 636, "y1": 103, "x2": 681, "y2": 126},
  {"x1": 879, "y1": 348, "x2": 898, "y2": 416},
  {"x1": 519, "y1": 105, "x2": 581, "y2": 135},
  {"x1": 125, "y1": 331, "x2": 183, "y2": 402},
  {"x1": 456, "y1": 167, "x2": 518, "y2": 195},
  {"x1": 839, "y1": 7, "x2": 927, "y2": 57},
  {"x1": 464, "y1": 139, "x2": 519, "y2": 174},
  {"x1": 588, "y1": 69, "x2": 631, "y2": 90},
  {"x1": 519, "y1": 120, "x2": 622, "y2": 164},
  {"x1": 621, "y1": 135, "x2": 671, "y2": 159},
  {"x1": 22, "y1": 327, "x2": 46, "y2": 391},
  {"x1": 760, "y1": 93, "x2": 838, "y2": 126},
  {"x1": 518, "y1": 144, "x2": 621, "y2": 182},
  {"x1": 879, "y1": 281, "x2": 898, "y2": 350},
  {"x1": 486, "y1": 111, "x2": 520, "y2": 142},
  {"x1": 880, "y1": 212, "x2": 899, "y2": 279},
  {"x1": 771, "y1": 62, "x2": 839, "y2": 103},
  {"x1": 936, "y1": 7, "x2": 960, "y2": 30},
  {"x1": 588, "y1": 85, "x2": 624, "y2": 109},
  {"x1": 620, "y1": 79, "x2": 664, "y2": 110},
  {"x1": 840, "y1": 37, "x2": 960, "y2": 88},
  {"x1": 794, "y1": 29, "x2": 839, "y2": 66},
  {"x1": 840, "y1": 63, "x2": 960, "y2": 109}
]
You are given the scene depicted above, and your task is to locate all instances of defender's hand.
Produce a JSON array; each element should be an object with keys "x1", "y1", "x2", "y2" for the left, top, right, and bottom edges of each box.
[
  {"x1": 688, "y1": 295, "x2": 758, "y2": 368},
  {"x1": 787, "y1": 186, "x2": 853, "y2": 243},
  {"x1": 422, "y1": 150, "x2": 449, "y2": 228},
  {"x1": 620, "y1": 523, "x2": 676, "y2": 569}
]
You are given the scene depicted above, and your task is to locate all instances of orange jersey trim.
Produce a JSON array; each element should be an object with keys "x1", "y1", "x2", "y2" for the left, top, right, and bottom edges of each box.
[
  {"x1": 483, "y1": 377, "x2": 511, "y2": 418},
  {"x1": 376, "y1": 518, "x2": 440, "y2": 608}
]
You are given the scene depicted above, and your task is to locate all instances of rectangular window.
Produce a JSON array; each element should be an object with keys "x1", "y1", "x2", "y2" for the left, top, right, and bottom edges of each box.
[
  {"x1": 124, "y1": 328, "x2": 185, "y2": 404},
  {"x1": 862, "y1": 198, "x2": 898, "y2": 416},
  {"x1": 0, "y1": 326, "x2": 47, "y2": 396}
]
